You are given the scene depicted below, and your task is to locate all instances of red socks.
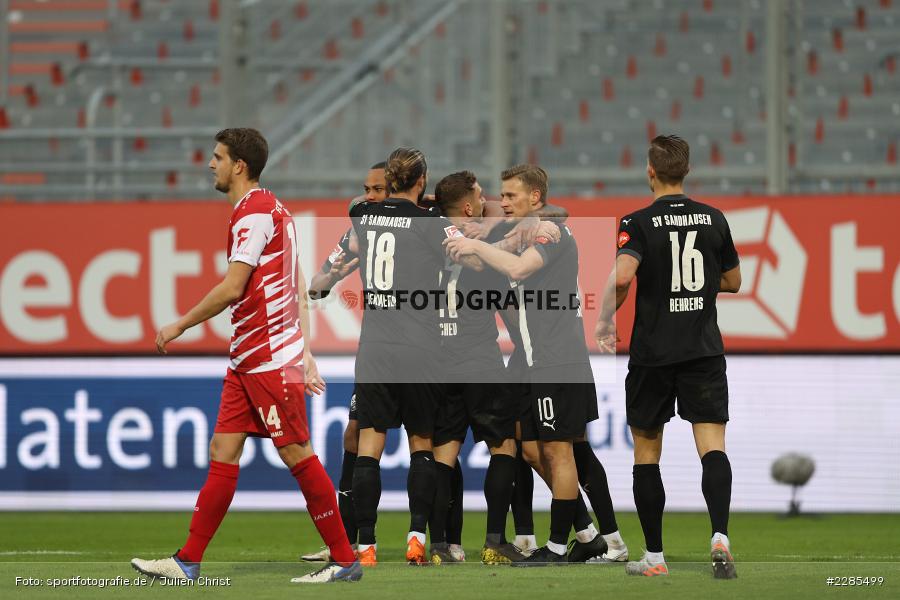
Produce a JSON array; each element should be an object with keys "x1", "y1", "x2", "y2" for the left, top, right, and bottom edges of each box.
[
  {"x1": 179, "y1": 460, "x2": 239, "y2": 563},
  {"x1": 292, "y1": 455, "x2": 356, "y2": 566},
  {"x1": 177, "y1": 455, "x2": 353, "y2": 567}
]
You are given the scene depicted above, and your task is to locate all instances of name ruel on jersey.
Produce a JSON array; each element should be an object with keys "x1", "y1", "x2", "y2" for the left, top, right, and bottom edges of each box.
[
  {"x1": 440, "y1": 322, "x2": 458, "y2": 337},
  {"x1": 670, "y1": 296, "x2": 704, "y2": 312},
  {"x1": 652, "y1": 214, "x2": 713, "y2": 228}
]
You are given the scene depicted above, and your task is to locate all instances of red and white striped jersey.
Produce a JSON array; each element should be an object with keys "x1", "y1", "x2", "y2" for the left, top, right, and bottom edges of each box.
[{"x1": 226, "y1": 188, "x2": 303, "y2": 373}]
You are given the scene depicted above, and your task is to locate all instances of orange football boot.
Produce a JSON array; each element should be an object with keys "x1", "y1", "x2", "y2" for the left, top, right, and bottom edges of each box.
[
  {"x1": 406, "y1": 537, "x2": 427, "y2": 565},
  {"x1": 358, "y1": 546, "x2": 377, "y2": 567}
]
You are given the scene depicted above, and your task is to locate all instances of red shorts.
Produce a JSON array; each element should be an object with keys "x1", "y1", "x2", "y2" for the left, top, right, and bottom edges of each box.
[{"x1": 214, "y1": 366, "x2": 309, "y2": 447}]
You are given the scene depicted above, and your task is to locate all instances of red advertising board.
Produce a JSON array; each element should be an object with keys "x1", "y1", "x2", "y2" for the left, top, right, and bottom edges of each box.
[{"x1": 1, "y1": 196, "x2": 898, "y2": 354}]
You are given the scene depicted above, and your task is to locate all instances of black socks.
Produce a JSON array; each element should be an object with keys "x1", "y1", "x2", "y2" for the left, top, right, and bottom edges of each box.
[
  {"x1": 352, "y1": 455, "x2": 381, "y2": 545},
  {"x1": 549, "y1": 498, "x2": 578, "y2": 546},
  {"x1": 701, "y1": 450, "x2": 732, "y2": 537},
  {"x1": 408, "y1": 450, "x2": 437, "y2": 536},
  {"x1": 447, "y1": 459, "x2": 464, "y2": 545},
  {"x1": 427, "y1": 461, "x2": 454, "y2": 544},
  {"x1": 633, "y1": 463, "x2": 665, "y2": 553},
  {"x1": 338, "y1": 450, "x2": 357, "y2": 544},
  {"x1": 512, "y1": 444, "x2": 534, "y2": 535},
  {"x1": 574, "y1": 494, "x2": 592, "y2": 532},
  {"x1": 574, "y1": 441, "x2": 619, "y2": 535},
  {"x1": 484, "y1": 454, "x2": 516, "y2": 538}
]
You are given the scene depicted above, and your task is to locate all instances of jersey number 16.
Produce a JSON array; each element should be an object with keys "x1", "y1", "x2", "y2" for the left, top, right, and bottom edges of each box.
[{"x1": 669, "y1": 230, "x2": 705, "y2": 292}]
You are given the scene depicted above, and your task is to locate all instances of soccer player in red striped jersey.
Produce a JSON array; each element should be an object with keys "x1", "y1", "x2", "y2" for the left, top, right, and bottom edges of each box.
[{"x1": 130, "y1": 128, "x2": 361, "y2": 585}]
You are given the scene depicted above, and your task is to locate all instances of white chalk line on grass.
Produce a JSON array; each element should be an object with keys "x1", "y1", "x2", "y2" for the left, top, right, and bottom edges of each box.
[
  {"x1": 0, "y1": 551, "x2": 87, "y2": 556},
  {"x1": 770, "y1": 554, "x2": 900, "y2": 560}
]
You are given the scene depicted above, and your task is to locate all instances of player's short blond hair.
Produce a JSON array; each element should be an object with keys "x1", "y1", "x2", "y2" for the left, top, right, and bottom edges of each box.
[{"x1": 501, "y1": 164, "x2": 548, "y2": 207}]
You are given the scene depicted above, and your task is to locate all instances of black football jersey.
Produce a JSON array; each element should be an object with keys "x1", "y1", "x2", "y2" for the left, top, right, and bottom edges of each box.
[
  {"x1": 515, "y1": 224, "x2": 592, "y2": 370},
  {"x1": 350, "y1": 198, "x2": 461, "y2": 351},
  {"x1": 617, "y1": 194, "x2": 740, "y2": 366},
  {"x1": 438, "y1": 223, "x2": 510, "y2": 374}
]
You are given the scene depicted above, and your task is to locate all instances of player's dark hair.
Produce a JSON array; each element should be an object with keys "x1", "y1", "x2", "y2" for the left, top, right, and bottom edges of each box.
[
  {"x1": 435, "y1": 170, "x2": 477, "y2": 213},
  {"x1": 648, "y1": 135, "x2": 690, "y2": 185},
  {"x1": 501, "y1": 164, "x2": 548, "y2": 207},
  {"x1": 371, "y1": 161, "x2": 387, "y2": 170},
  {"x1": 215, "y1": 128, "x2": 268, "y2": 181},
  {"x1": 384, "y1": 147, "x2": 427, "y2": 193}
]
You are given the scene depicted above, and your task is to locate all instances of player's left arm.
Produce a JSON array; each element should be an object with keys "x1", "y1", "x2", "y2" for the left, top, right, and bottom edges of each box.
[
  {"x1": 720, "y1": 265, "x2": 741, "y2": 293},
  {"x1": 296, "y1": 259, "x2": 326, "y2": 396},
  {"x1": 718, "y1": 213, "x2": 741, "y2": 293},
  {"x1": 445, "y1": 237, "x2": 545, "y2": 280},
  {"x1": 156, "y1": 261, "x2": 253, "y2": 354},
  {"x1": 499, "y1": 217, "x2": 561, "y2": 251}
]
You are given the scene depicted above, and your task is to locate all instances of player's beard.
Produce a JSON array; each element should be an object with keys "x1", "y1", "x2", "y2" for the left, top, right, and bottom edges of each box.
[{"x1": 215, "y1": 177, "x2": 230, "y2": 193}]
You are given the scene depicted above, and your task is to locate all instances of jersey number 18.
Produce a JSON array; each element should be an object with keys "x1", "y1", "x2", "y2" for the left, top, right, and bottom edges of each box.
[{"x1": 365, "y1": 231, "x2": 396, "y2": 290}]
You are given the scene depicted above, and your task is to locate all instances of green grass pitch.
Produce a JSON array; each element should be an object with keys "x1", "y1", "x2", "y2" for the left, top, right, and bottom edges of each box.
[{"x1": 1, "y1": 511, "x2": 898, "y2": 599}]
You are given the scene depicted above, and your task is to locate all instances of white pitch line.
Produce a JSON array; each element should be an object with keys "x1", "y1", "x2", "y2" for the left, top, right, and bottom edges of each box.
[{"x1": 0, "y1": 550, "x2": 86, "y2": 555}]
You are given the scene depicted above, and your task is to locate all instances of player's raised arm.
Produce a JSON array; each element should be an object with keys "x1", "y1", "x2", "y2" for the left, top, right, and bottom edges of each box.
[
  {"x1": 309, "y1": 249, "x2": 360, "y2": 299},
  {"x1": 156, "y1": 261, "x2": 252, "y2": 354}
]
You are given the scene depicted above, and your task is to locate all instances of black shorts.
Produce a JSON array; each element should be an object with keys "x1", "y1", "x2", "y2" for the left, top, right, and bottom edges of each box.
[
  {"x1": 506, "y1": 365, "x2": 531, "y2": 433},
  {"x1": 354, "y1": 342, "x2": 442, "y2": 434},
  {"x1": 625, "y1": 354, "x2": 729, "y2": 430},
  {"x1": 523, "y1": 363, "x2": 599, "y2": 442},
  {"x1": 434, "y1": 374, "x2": 517, "y2": 446}
]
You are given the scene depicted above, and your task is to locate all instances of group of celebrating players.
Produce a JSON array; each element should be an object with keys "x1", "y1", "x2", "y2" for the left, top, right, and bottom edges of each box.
[{"x1": 132, "y1": 128, "x2": 742, "y2": 584}]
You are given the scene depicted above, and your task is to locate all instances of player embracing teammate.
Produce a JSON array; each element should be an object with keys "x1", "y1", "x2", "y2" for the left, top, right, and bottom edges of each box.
[
  {"x1": 347, "y1": 147, "x2": 485, "y2": 566},
  {"x1": 445, "y1": 165, "x2": 628, "y2": 566}
]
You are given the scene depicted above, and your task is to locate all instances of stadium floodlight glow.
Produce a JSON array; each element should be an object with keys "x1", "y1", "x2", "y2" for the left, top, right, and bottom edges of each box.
[{"x1": 771, "y1": 452, "x2": 816, "y2": 517}]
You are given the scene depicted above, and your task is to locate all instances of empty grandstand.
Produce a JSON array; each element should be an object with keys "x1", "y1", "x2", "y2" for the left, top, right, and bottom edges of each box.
[{"x1": 1, "y1": 0, "x2": 898, "y2": 199}]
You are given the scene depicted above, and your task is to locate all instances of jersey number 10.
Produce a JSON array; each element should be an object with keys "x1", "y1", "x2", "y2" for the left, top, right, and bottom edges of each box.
[{"x1": 669, "y1": 230, "x2": 705, "y2": 292}]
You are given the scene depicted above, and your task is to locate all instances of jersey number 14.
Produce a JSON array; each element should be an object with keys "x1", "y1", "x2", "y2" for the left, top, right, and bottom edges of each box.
[{"x1": 669, "y1": 230, "x2": 705, "y2": 292}]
